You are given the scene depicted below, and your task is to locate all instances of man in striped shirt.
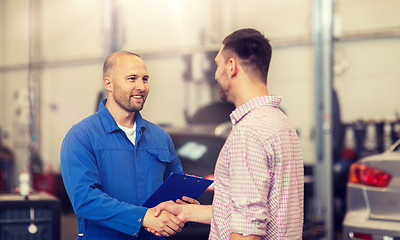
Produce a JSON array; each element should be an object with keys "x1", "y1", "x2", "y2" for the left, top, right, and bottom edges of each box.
[{"x1": 152, "y1": 28, "x2": 304, "y2": 240}]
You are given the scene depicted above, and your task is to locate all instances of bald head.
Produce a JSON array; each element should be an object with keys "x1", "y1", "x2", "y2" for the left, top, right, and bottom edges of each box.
[{"x1": 103, "y1": 51, "x2": 141, "y2": 79}]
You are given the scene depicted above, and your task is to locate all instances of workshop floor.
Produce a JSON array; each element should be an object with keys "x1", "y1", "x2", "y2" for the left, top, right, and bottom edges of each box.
[{"x1": 61, "y1": 212, "x2": 78, "y2": 240}]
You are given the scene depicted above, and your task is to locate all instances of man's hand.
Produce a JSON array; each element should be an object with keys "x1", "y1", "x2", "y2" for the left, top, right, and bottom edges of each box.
[
  {"x1": 153, "y1": 197, "x2": 199, "y2": 222},
  {"x1": 145, "y1": 197, "x2": 200, "y2": 236},
  {"x1": 154, "y1": 197, "x2": 212, "y2": 225},
  {"x1": 154, "y1": 200, "x2": 188, "y2": 222},
  {"x1": 145, "y1": 197, "x2": 212, "y2": 236},
  {"x1": 176, "y1": 196, "x2": 200, "y2": 205},
  {"x1": 142, "y1": 207, "x2": 184, "y2": 237}
]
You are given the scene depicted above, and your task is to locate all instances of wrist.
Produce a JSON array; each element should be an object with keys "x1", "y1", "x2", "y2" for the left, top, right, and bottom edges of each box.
[
  {"x1": 142, "y1": 208, "x2": 153, "y2": 228},
  {"x1": 186, "y1": 203, "x2": 204, "y2": 223},
  {"x1": 188, "y1": 204, "x2": 197, "y2": 222}
]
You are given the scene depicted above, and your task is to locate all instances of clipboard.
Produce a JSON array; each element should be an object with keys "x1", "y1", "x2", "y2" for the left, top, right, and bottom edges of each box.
[{"x1": 142, "y1": 172, "x2": 214, "y2": 208}]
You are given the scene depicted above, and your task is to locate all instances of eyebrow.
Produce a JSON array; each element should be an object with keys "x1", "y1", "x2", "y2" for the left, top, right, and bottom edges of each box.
[{"x1": 127, "y1": 74, "x2": 149, "y2": 78}]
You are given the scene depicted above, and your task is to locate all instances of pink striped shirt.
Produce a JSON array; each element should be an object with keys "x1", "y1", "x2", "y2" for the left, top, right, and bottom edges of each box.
[{"x1": 209, "y1": 96, "x2": 304, "y2": 240}]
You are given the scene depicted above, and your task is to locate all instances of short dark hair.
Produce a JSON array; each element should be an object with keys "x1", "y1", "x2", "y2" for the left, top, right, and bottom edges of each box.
[{"x1": 222, "y1": 28, "x2": 272, "y2": 82}]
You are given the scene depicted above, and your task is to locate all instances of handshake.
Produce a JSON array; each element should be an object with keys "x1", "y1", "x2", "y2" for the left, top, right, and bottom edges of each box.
[{"x1": 142, "y1": 196, "x2": 206, "y2": 237}]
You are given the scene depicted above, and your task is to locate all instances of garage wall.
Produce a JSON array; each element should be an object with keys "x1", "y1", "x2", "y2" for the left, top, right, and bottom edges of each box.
[
  {"x1": 1, "y1": 0, "x2": 400, "y2": 186},
  {"x1": 334, "y1": 0, "x2": 400, "y2": 122},
  {"x1": 119, "y1": 0, "x2": 213, "y2": 126},
  {"x1": 335, "y1": 38, "x2": 400, "y2": 122}
]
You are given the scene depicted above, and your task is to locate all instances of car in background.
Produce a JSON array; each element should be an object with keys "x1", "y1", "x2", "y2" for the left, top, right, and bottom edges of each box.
[
  {"x1": 163, "y1": 122, "x2": 231, "y2": 240},
  {"x1": 343, "y1": 138, "x2": 400, "y2": 240}
]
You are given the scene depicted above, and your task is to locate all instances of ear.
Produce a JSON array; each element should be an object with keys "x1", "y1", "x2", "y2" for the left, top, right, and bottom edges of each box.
[
  {"x1": 104, "y1": 77, "x2": 112, "y2": 92},
  {"x1": 227, "y1": 58, "x2": 238, "y2": 79}
]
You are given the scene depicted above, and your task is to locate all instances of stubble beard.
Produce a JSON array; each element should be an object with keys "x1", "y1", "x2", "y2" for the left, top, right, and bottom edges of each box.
[
  {"x1": 218, "y1": 82, "x2": 231, "y2": 103},
  {"x1": 219, "y1": 89, "x2": 228, "y2": 102},
  {"x1": 114, "y1": 93, "x2": 146, "y2": 113}
]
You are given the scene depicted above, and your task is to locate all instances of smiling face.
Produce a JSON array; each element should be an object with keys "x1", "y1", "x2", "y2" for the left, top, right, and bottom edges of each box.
[{"x1": 106, "y1": 53, "x2": 149, "y2": 113}]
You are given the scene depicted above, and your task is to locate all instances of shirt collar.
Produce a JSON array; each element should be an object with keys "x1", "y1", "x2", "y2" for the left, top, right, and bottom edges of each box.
[
  {"x1": 97, "y1": 99, "x2": 146, "y2": 134},
  {"x1": 230, "y1": 95, "x2": 282, "y2": 125}
]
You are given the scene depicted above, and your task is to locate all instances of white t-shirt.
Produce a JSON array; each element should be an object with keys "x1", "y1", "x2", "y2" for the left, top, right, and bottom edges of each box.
[{"x1": 117, "y1": 122, "x2": 137, "y2": 145}]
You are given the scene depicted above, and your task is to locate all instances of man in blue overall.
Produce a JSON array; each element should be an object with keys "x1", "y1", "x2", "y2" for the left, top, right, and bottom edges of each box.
[{"x1": 61, "y1": 51, "x2": 184, "y2": 239}]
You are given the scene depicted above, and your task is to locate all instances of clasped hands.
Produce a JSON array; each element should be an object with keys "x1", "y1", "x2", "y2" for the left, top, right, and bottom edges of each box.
[{"x1": 142, "y1": 196, "x2": 199, "y2": 237}]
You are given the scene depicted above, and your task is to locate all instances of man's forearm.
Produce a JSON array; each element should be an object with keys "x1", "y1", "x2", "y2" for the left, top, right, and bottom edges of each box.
[{"x1": 184, "y1": 204, "x2": 212, "y2": 224}]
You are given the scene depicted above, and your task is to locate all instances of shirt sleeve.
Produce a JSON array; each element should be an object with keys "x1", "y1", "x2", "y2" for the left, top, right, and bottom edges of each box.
[
  {"x1": 60, "y1": 127, "x2": 148, "y2": 237},
  {"x1": 229, "y1": 129, "x2": 275, "y2": 236}
]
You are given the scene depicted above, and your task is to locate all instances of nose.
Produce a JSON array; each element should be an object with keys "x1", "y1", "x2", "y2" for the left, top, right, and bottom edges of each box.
[{"x1": 135, "y1": 79, "x2": 145, "y2": 91}]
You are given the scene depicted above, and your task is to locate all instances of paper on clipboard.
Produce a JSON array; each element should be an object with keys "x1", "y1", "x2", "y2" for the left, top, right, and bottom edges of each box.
[{"x1": 142, "y1": 172, "x2": 214, "y2": 208}]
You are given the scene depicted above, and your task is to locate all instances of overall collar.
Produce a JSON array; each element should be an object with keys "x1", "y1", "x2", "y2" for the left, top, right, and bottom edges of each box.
[{"x1": 97, "y1": 99, "x2": 146, "y2": 134}]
